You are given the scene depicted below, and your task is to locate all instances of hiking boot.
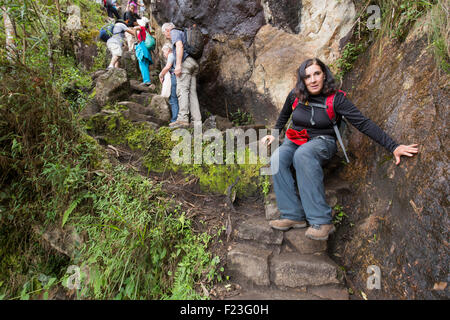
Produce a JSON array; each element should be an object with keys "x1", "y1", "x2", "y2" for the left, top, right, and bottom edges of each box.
[
  {"x1": 305, "y1": 224, "x2": 335, "y2": 241},
  {"x1": 269, "y1": 219, "x2": 307, "y2": 231},
  {"x1": 169, "y1": 120, "x2": 189, "y2": 128}
]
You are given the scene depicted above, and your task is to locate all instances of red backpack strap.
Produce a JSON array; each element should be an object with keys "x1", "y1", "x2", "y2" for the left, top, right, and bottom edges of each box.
[
  {"x1": 325, "y1": 94, "x2": 336, "y2": 122},
  {"x1": 292, "y1": 97, "x2": 299, "y2": 110},
  {"x1": 325, "y1": 90, "x2": 346, "y2": 122}
]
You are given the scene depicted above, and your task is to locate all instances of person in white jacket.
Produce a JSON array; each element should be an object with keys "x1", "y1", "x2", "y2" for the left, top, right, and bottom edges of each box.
[{"x1": 159, "y1": 43, "x2": 179, "y2": 123}]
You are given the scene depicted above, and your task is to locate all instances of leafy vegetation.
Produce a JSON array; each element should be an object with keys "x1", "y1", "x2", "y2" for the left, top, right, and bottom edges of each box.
[
  {"x1": 333, "y1": 0, "x2": 448, "y2": 80},
  {"x1": 332, "y1": 43, "x2": 365, "y2": 81},
  {"x1": 0, "y1": 0, "x2": 227, "y2": 300},
  {"x1": 376, "y1": 0, "x2": 434, "y2": 42},
  {"x1": 427, "y1": 0, "x2": 449, "y2": 73},
  {"x1": 229, "y1": 108, "x2": 254, "y2": 126}
]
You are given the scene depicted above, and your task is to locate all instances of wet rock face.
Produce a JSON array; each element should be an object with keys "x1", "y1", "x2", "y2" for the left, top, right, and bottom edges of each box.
[
  {"x1": 154, "y1": 0, "x2": 265, "y2": 39},
  {"x1": 261, "y1": 0, "x2": 302, "y2": 33},
  {"x1": 332, "y1": 25, "x2": 450, "y2": 299},
  {"x1": 154, "y1": 0, "x2": 355, "y2": 124}
]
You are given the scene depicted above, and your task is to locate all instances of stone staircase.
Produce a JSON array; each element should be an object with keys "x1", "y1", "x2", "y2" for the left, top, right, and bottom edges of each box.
[{"x1": 225, "y1": 185, "x2": 349, "y2": 300}]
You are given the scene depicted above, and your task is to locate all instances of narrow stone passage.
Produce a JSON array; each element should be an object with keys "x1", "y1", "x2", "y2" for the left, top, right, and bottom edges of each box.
[{"x1": 225, "y1": 175, "x2": 349, "y2": 300}]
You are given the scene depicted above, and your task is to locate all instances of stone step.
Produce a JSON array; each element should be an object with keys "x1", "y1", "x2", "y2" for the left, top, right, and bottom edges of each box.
[
  {"x1": 226, "y1": 242, "x2": 272, "y2": 286},
  {"x1": 236, "y1": 216, "x2": 283, "y2": 245},
  {"x1": 283, "y1": 228, "x2": 327, "y2": 254},
  {"x1": 225, "y1": 287, "x2": 324, "y2": 300},
  {"x1": 264, "y1": 192, "x2": 280, "y2": 220},
  {"x1": 226, "y1": 284, "x2": 349, "y2": 300},
  {"x1": 270, "y1": 252, "x2": 343, "y2": 288},
  {"x1": 307, "y1": 284, "x2": 349, "y2": 300}
]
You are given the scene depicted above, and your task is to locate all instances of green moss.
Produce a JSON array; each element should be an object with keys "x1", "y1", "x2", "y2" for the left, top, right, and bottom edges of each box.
[
  {"x1": 89, "y1": 88, "x2": 96, "y2": 99},
  {"x1": 188, "y1": 163, "x2": 263, "y2": 197},
  {"x1": 180, "y1": 148, "x2": 266, "y2": 197},
  {"x1": 78, "y1": 132, "x2": 107, "y2": 169},
  {"x1": 84, "y1": 108, "x2": 268, "y2": 196},
  {"x1": 84, "y1": 112, "x2": 132, "y2": 145},
  {"x1": 139, "y1": 127, "x2": 179, "y2": 173},
  {"x1": 78, "y1": 28, "x2": 100, "y2": 46}
]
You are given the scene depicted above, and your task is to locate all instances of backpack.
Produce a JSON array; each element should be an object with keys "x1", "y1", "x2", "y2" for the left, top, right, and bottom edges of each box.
[
  {"x1": 175, "y1": 24, "x2": 204, "y2": 60},
  {"x1": 99, "y1": 20, "x2": 124, "y2": 42},
  {"x1": 290, "y1": 90, "x2": 350, "y2": 163},
  {"x1": 144, "y1": 32, "x2": 156, "y2": 51}
]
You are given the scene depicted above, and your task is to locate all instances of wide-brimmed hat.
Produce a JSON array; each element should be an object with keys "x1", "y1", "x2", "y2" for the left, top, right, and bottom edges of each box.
[{"x1": 137, "y1": 17, "x2": 149, "y2": 27}]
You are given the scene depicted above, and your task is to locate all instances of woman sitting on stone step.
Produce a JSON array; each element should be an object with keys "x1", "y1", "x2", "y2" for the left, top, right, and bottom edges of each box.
[{"x1": 260, "y1": 57, "x2": 418, "y2": 241}]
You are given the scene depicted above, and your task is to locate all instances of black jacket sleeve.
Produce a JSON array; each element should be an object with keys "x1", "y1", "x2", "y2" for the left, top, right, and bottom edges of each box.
[
  {"x1": 273, "y1": 89, "x2": 296, "y2": 131},
  {"x1": 334, "y1": 92, "x2": 399, "y2": 153}
]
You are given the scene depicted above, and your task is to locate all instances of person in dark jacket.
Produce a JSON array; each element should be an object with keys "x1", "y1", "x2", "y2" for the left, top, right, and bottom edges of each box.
[
  {"x1": 260, "y1": 58, "x2": 419, "y2": 241},
  {"x1": 123, "y1": 2, "x2": 139, "y2": 52},
  {"x1": 105, "y1": 0, "x2": 120, "y2": 20}
]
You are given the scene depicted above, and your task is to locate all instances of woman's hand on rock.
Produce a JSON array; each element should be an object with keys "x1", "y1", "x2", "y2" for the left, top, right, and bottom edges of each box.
[
  {"x1": 261, "y1": 135, "x2": 275, "y2": 146},
  {"x1": 393, "y1": 144, "x2": 419, "y2": 165}
]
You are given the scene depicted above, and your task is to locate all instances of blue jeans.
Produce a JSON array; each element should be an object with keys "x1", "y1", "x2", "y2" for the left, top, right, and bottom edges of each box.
[
  {"x1": 169, "y1": 73, "x2": 179, "y2": 122},
  {"x1": 138, "y1": 58, "x2": 150, "y2": 84},
  {"x1": 270, "y1": 136, "x2": 337, "y2": 226}
]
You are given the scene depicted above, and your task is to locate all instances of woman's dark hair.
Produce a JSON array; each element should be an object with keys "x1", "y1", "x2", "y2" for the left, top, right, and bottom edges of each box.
[{"x1": 294, "y1": 58, "x2": 337, "y2": 102}]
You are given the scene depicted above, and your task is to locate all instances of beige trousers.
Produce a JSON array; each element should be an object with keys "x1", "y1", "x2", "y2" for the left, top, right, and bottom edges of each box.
[
  {"x1": 125, "y1": 32, "x2": 135, "y2": 52},
  {"x1": 176, "y1": 57, "x2": 201, "y2": 123}
]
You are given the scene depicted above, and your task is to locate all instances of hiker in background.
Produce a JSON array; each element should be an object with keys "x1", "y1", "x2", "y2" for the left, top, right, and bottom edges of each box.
[
  {"x1": 106, "y1": 20, "x2": 136, "y2": 69},
  {"x1": 126, "y1": 0, "x2": 141, "y2": 15},
  {"x1": 161, "y1": 22, "x2": 201, "y2": 128},
  {"x1": 138, "y1": 0, "x2": 146, "y2": 16},
  {"x1": 123, "y1": 2, "x2": 139, "y2": 52},
  {"x1": 134, "y1": 17, "x2": 154, "y2": 87},
  {"x1": 260, "y1": 57, "x2": 419, "y2": 241},
  {"x1": 105, "y1": 0, "x2": 120, "y2": 20},
  {"x1": 160, "y1": 43, "x2": 179, "y2": 123}
]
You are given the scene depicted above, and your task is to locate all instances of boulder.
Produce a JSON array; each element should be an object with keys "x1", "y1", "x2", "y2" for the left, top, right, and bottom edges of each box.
[
  {"x1": 129, "y1": 93, "x2": 154, "y2": 107},
  {"x1": 79, "y1": 99, "x2": 101, "y2": 120},
  {"x1": 94, "y1": 68, "x2": 129, "y2": 106},
  {"x1": 120, "y1": 109, "x2": 158, "y2": 124},
  {"x1": 117, "y1": 101, "x2": 165, "y2": 125},
  {"x1": 148, "y1": 95, "x2": 171, "y2": 123},
  {"x1": 117, "y1": 101, "x2": 153, "y2": 116}
]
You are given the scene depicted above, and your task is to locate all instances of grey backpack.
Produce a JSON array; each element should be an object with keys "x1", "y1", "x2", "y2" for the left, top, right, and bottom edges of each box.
[{"x1": 176, "y1": 24, "x2": 204, "y2": 60}]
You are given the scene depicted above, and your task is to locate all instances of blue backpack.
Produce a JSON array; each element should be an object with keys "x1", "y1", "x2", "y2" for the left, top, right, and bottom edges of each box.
[{"x1": 99, "y1": 20, "x2": 125, "y2": 42}]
